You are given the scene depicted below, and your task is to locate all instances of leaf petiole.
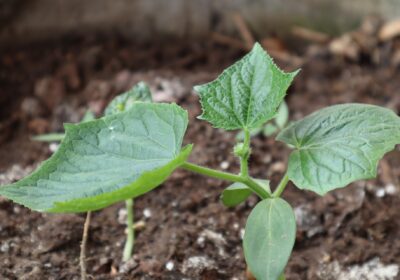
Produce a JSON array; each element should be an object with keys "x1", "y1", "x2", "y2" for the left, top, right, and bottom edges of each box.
[
  {"x1": 273, "y1": 172, "x2": 290, "y2": 197},
  {"x1": 239, "y1": 129, "x2": 251, "y2": 177},
  {"x1": 181, "y1": 162, "x2": 270, "y2": 199}
]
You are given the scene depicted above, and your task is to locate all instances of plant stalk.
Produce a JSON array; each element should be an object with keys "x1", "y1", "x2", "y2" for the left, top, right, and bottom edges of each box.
[
  {"x1": 181, "y1": 162, "x2": 270, "y2": 199},
  {"x1": 123, "y1": 198, "x2": 134, "y2": 262},
  {"x1": 273, "y1": 172, "x2": 290, "y2": 197},
  {"x1": 239, "y1": 129, "x2": 251, "y2": 177},
  {"x1": 80, "y1": 211, "x2": 91, "y2": 280}
]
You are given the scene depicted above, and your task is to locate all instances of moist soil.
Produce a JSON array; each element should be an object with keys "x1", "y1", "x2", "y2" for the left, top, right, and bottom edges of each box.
[{"x1": 1, "y1": 28, "x2": 400, "y2": 279}]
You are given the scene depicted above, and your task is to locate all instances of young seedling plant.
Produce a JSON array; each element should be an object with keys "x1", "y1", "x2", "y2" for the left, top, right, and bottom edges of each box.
[
  {"x1": 32, "y1": 82, "x2": 153, "y2": 266},
  {"x1": 1, "y1": 43, "x2": 400, "y2": 280}
]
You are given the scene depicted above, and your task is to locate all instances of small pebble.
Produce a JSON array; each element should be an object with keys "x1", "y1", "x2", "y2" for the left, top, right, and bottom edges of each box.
[
  {"x1": 143, "y1": 208, "x2": 152, "y2": 218},
  {"x1": 375, "y1": 188, "x2": 385, "y2": 198},
  {"x1": 220, "y1": 161, "x2": 229, "y2": 170},
  {"x1": 385, "y1": 184, "x2": 397, "y2": 195},
  {"x1": 49, "y1": 143, "x2": 60, "y2": 153},
  {"x1": 117, "y1": 208, "x2": 127, "y2": 225},
  {"x1": 197, "y1": 236, "x2": 205, "y2": 247},
  {"x1": 0, "y1": 242, "x2": 10, "y2": 253},
  {"x1": 165, "y1": 261, "x2": 174, "y2": 271},
  {"x1": 13, "y1": 206, "x2": 21, "y2": 214},
  {"x1": 240, "y1": 229, "x2": 245, "y2": 239}
]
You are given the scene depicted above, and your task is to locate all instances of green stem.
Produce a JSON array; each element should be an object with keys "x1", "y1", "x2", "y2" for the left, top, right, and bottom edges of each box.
[
  {"x1": 122, "y1": 198, "x2": 134, "y2": 262},
  {"x1": 243, "y1": 176, "x2": 271, "y2": 199},
  {"x1": 181, "y1": 162, "x2": 243, "y2": 182},
  {"x1": 273, "y1": 172, "x2": 290, "y2": 197},
  {"x1": 181, "y1": 162, "x2": 270, "y2": 199},
  {"x1": 240, "y1": 129, "x2": 251, "y2": 177}
]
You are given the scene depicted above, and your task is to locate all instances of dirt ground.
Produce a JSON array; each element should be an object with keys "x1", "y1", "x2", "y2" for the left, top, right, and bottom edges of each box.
[{"x1": 1, "y1": 19, "x2": 400, "y2": 279}]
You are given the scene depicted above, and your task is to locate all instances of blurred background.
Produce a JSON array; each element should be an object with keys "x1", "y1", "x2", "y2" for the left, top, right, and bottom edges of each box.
[{"x1": 1, "y1": 1, "x2": 400, "y2": 279}]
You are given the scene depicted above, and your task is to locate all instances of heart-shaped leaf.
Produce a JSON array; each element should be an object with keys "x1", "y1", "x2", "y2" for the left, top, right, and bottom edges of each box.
[
  {"x1": 0, "y1": 103, "x2": 191, "y2": 213},
  {"x1": 195, "y1": 43, "x2": 299, "y2": 130},
  {"x1": 277, "y1": 103, "x2": 400, "y2": 194},
  {"x1": 244, "y1": 198, "x2": 296, "y2": 280},
  {"x1": 221, "y1": 179, "x2": 270, "y2": 207}
]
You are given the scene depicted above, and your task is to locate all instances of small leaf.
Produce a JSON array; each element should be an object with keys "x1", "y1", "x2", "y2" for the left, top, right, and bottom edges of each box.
[
  {"x1": 104, "y1": 82, "x2": 152, "y2": 116},
  {"x1": 277, "y1": 103, "x2": 400, "y2": 195},
  {"x1": 221, "y1": 179, "x2": 270, "y2": 207},
  {"x1": 0, "y1": 103, "x2": 191, "y2": 213},
  {"x1": 244, "y1": 198, "x2": 296, "y2": 280},
  {"x1": 275, "y1": 101, "x2": 289, "y2": 129},
  {"x1": 195, "y1": 43, "x2": 299, "y2": 130},
  {"x1": 263, "y1": 123, "x2": 279, "y2": 137}
]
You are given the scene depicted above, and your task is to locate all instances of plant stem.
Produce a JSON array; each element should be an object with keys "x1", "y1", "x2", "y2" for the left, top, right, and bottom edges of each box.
[
  {"x1": 273, "y1": 172, "x2": 290, "y2": 197},
  {"x1": 123, "y1": 198, "x2": 134, "y2": 262},
  {"x1": 182, "y1": 162, "x2": 243, "y2": 182},
  {"x1": 181, "y1": 162, "x2": 270, "y2": 199},
  {"x1": 243, "y1": 176, "x2": 271, "y2": 199},
  {"x1": 80, "y1": 211, "x2": 91, "y2": 280},
  {"x1": 240, "y1": 129, "x2": 251, "y2": 177}
]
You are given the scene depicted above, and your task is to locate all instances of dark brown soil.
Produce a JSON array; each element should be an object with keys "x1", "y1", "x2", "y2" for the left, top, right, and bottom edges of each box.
[{"x1": 1, "y1": 24, "x2": 400, "y2": 280}]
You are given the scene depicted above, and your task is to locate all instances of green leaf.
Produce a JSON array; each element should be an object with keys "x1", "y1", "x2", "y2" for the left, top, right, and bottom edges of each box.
[
  {"x1": 275, "y1": 101, "x2": 289, "y2": 129},
  {"x1": 195, "y1": 43, "x2": 299, "y2": 130},
  {"x1": 277, "y1": 103, "x2": 400, "y2": 195},
  {"x1": 0, "y1": 103, "x2": 191, "y2": 213},
  {"x1": 243, "y1": 198, "x2": 296, "y2": 280},
  {"x1": 104, "y1": 82, "x2": 152, "y2": 116},
  {"x1": 263, "y1": 123, "x2": 279, "y2": 137},
  {"x1": 221, "y1": 179, "x2": 270, "y2": 207}
]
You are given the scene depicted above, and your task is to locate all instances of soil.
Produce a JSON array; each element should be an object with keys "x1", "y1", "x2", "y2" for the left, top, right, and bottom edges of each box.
[{"x1": 1, "y1": 21, "x2": 400, "y2": 280}]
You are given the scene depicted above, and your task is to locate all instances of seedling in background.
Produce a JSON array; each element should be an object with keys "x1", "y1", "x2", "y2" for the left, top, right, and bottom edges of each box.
[
  {"x1": 1, "y1": 43, "x2": 400, "y2": 280},
  {"x1": 32, "y1": 82, "x2": 153, "y2": 268}
]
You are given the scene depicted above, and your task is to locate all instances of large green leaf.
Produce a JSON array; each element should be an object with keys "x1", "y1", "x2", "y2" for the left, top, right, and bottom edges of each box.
[
  {"x1": 221, "y1": 179, "x2": 270, "y2": 207},
  {"x1": 104, "y1": 82, "x2": 152, "y2": 116},
  {"x1": 195, "y1": 43, "x2": 298, "y2": 130},
  {"x1": 243, "y1": 198, "x2": 296, "y2": 280},
  {"x1": 277, "y1": 103, "x2": 400, "y2": 195},
  {"x1": 0, "y1": 103, "x2": 191, "y2": 213}
]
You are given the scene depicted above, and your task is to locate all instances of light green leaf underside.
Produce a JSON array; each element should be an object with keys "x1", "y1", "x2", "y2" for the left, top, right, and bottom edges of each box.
[
  {"x1": 221, "y1": 179, "x2": 270, "y2": 207},
  {"x1": 0, "y1": 103, "x2": 190, "y2": 213},
  {"x1": 195, "y1": 43, "x2": 298, "y2": 130},
  {"x1": 243, "y1": 198, "x2": 296, "y2": 280},
  {"x1": 104, "y1": 82, "x2": 153, "y2": 116},
  {"x1": 277, "y1": 103, "x2": 400, "y2": 195}
]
